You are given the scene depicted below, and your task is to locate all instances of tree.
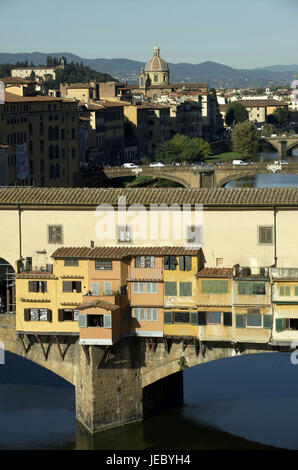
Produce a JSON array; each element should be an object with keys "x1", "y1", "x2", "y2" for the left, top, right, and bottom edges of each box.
[
  {"x1": 262, "y1": 123, "x2": 274, "y2": 137},
  {"x1": 225, "y1": 102, "x2": 249, "y2": 127},
  {"x1": 272, "y1": 107, "x2": 289, "y2": 123},
  {"x1": 29, "y1": 70, "x2": 36, "y2": 81},
  {"x1": 232, "y1": 121, "x2": 259, "y2": 157},
  {"x1": 155, "y1": 134, "x2": 211, "y2": 164}
]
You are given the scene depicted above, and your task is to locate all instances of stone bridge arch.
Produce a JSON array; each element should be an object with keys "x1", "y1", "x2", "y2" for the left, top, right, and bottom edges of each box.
[{"x1": 104, "y1": 168, "x2": 192, "y2": 188}]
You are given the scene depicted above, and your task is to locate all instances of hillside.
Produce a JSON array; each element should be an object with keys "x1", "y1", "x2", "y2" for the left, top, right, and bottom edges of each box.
[{"x1": 0, "y1": 52, "x2": 297, "y2": 88}]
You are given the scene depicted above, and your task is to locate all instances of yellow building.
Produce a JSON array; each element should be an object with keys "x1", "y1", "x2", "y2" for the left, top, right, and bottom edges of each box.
[
  {"x1": 163, "y1": 249, "x2": 201, "y2": 338},
  {"x1": 270, "y1": 268, "x2": 298, "y2": 346},
  {"x1": 196, "y1": 267, "x2": 234, "y2": 342},
  {"x1": 0, "y1": 90, "x2": 80, "y2": 186}
]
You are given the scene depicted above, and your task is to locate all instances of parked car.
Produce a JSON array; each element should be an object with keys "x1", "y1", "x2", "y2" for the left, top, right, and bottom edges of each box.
[
  {"x1": 122, "y1": 163, "x2": 139, "y2": 168},
  {"x1": 274, "y1": 160, "x2": 288, "y2": 165},
  {"x1": 149, "y1": 162, "x2": 165, "y2": 167},
  {"x1": 232, "y1": 160, "x2": 246, "y2": 165},
  {"x1": 172, "y1": 162, "x2": 180, "y2": 166}
]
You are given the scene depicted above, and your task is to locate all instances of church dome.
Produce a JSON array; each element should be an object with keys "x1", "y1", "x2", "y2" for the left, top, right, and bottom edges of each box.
[{"x1": 144, "y1": 46, "x2": 168, "y2": 72}]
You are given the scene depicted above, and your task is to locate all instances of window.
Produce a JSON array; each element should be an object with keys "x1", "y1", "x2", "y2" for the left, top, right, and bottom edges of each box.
[
  {"x1": 163, "y1": 255, "x2": 178, "y2": 270},
  {"x1": 186, "y1": 225, "x2": 202, "y2": 245},
  {"x1": 179, "y1": 256, "x2": 192, "y2": 271},
  {"x1": 87, "y1": 314, "x2": 104, "y2": 327},
  {"x1": 164, "y1": 282, "x2": 177, "y2": 296},
  {"x1": 48, "y1": 225, "x2": 63, "y2": 244},
  {"x1": 28, "y1": 281, "x2": 47, "y2": 293},
  {"x1": 62, "y1": 281, "x2": 81, "y2": 293},
  {"x1": 133, "y1": 282, "x2": 157, "y2": 293},
  {"x1": 104, "y1": 281, "x2": 113, "y2": 295},
  {"x1": 246, "y1": 311, "x2": 262, "y2": 327},
  {"x1": 117, "y1": 225, "x2": 132, "y2": 243},
  {"x1": 133, "y1": 308, "x2": 158, "y2": 321},
  {"x1": 202, "y1": 280, "x2": 228, "y2": 294},
  {"x1": 236, "y1": 313, "x2": 272, "y2": 329},
  {"x1": 280, "y1": 285, "x2": 291, "y2": 296},
  {"x1": 208, "y1": 312, "x2": 222, "y2": 324},
  {"x1": 259, "y1": 226, "x2": 273, "y2": 244},
  {"x1": 238, "y1": 282, "x2": 266, "y2": 295},
  {"x1": 95, "y1": 259, "x2": 112, "y2": 270},
  {"x1": 24, "y1": 308, "x2": 52, "y2": 322},
  {"x1": 174, "y1": 311, "x2": 190, "y2": 323},
  {"x1": 90, "y1": 282, "x2": 100, "y2": 295},
  {"x1": 58, "y1": 309, "x2": 79, "y2": 321},
  {"x1": 64, "y1": 258, "x2": 79, "y2": 266},
  {"x1": 135, "y1": 256, "x2": 155, "y2": 268},
  {"x1": 180, "y1": 282, "x2": 192, "y2": 297}
]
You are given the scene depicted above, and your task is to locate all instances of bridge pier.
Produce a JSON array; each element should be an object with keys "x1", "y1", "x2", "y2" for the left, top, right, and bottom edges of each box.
[{"x1": 74, "y1": 337, "x2": 144, "y2": 434}]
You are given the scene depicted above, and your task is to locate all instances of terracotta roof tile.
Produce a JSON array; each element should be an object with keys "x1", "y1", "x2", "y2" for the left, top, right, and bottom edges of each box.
[
  {"x1": 77, "y1": 300, "x2": 119, "y2": 311},
  {"x1": 196, "y1": 267, "x2": 233, "y2": 278},
  {"x1": 0, "y1": 187, "x2": 297, "y2": 207},
  {"x1": 52, "y1": 246, "x2": 201, "y2": 259}
]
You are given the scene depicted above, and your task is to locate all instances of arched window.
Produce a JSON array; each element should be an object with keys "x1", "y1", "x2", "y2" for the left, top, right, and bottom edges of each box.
[
  {"x1": 48, "y1": 126, "x2": 53, "y2": 140},
  {"x1": 55, "y1": 163, "x2": 60, "y2": 178},
  {"x1": 49, "y1": 145, "x2": 54, "y2": 159}
]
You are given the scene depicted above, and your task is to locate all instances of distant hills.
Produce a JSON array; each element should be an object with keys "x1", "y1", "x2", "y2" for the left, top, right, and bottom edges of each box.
[{"x1": 0, "y1": 52, "x2": 297, "y2": 88}]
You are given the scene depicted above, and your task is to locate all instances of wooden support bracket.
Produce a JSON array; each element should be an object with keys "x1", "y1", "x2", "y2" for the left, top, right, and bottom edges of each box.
[
  {"x1": 97, "y1": 346, "x2": 111, "y2": 369},
  {"x1": 36, "y1": 335, "x2": 47, "y2": 361},
  {"x1": 81, "y1": 344, "x2": 90, "y2": 365},
  {"x1": 55, "y1": 336, "x2": 64, "y2": 361},
  {"x1": 19, "y1": 334, "x2": 27, "y2": 355}
]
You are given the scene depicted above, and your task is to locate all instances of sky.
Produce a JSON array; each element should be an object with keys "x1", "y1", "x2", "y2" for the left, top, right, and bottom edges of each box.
[{"x1": 0, "y1": 0, "x2": 298, "y2": 68}]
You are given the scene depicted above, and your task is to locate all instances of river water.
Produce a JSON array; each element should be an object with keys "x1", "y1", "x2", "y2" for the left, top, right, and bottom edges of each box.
[
  {"x1": 225, "y1": 150, "x2": 298, "y2": 188},
  {"x1": 1, "y1": 350, "x2": 298, "y2": 450}
]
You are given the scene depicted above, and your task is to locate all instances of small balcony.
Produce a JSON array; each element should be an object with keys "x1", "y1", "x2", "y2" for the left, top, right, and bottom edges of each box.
[{"x1": 127, "y1": 267, "x2": 163, "y2": 282}]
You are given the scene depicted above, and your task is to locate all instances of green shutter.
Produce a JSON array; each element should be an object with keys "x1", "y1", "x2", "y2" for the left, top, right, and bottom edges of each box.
[
  {"x1": 279, "y1": 286, "x2": 285, "y2": 296},
  {"x1": 164, "y1": 256, "x2": 170, "y2": 270},
  {"x1": 165, "y1": 282, "x2": 177, "y2": 296},
  {"x1": 104, "y1": 315, "x2": 112, "y2": 329},
  {"x1": 263, "y1": 315, "x2": 272, "y2": 329},
  {"x1": 275, "y1": 318, "x2": 284, "y2": 332},
  {"x1": 185, "y1": 256, "x2": 192, "y2": 271},
  {"x1": 58, "y1": 309, "x2": 64, "y2": 322},
  {"x1": 238, "y1": 282, "x2": 251, "y2": 295},
  {"x1": 223, "y1": 312, "x2": 232, "y2": 326},
  {"x1": 198, "y1": 311, "x2": 206, "y2": 325},
  {"x1": 180, "y1": 282, "x2": 192, "y2": 297},
  {"x1": 47, "y1": 309, "x2": 52, "y2": 323},
  {"x1": 285, "y1": 286, "x2": 290, "y2": 296},
  {"x1": 202, "y1": 280, "x2": 210, "y2": 293},
  {"x1": 217, "y1": 280, "x2": 228, "y2": 294},
  {"x1": 179, "y1": 256, "x2": 185, "y2": 271},
  {"x1": 78, "y1": 314, "x2": 87, "y2": 328},
  {"x1": 236, "y1": 314, "x2": 245, "y2": 328},
  {"x1": 24, "y1": 309, "x2": 30, "y2": 321},
  {"x1": 164, "y1": 311, "x2": 173, "y2": 324},
  {"x1": 295, "y1": 286, "x2": 298, "y2": 296},
  {"x1": 190, "y1": 312, "x2": 198, "y2": 325}
]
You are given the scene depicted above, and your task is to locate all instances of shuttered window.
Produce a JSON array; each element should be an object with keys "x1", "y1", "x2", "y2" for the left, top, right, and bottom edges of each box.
[
  {"x1": 246, "y1": 313, "x2": 262, "y2": 327},
  {"x1": 25, "y1": 308, "x2": 52, "y2": 322},
  {"x1": 275, "y1": 318, "x2": 284, "y2": 332},
  {"x1": 280, "y1": 285, "x2": 291, "y2": 296},
  {"x1": 238, "y1": 282, "x2": 251, "y2": 295},
  {"x1": 259, "y1": 226, "x2": 273, "y2": 244},
  {"x1": 180, "y1": 282, "x2": 192, "y2": 297},
  {"x1": 190, "y1": 312, "x2": 198, "y2": 325},
  {"x1": 117, "y1": 225, "x2": 132, "y2": 242},
  {"x1": 164, "y1": 311, "x2": 173, "y2": 324},
  {"x1": 95, "y1": 259, "x2": 112, "y2": 270},
  {"x1": 198, "y1": 311, "x2": 206, "y2": 325},
  {"x1": 208, "y1": 312, "x2": 222, "y2": 324},
  {"x1": 28, "y1": 281, "x2": 47, "y2": 293},
  {"x1": 236, "y1": 314, "x2": 245, "y2": 328},
  {"x1": 202, "y1": 280, "x2": 228, "y2": 294},
  {"x1": 163, "y1": 256, "x2": 177, "y2": 270},
  {"x1": 263, "y1": 315, "x2": 272, "y2": 329},
  {"x1": 252, "y1": 283, "x2": 266, "y2": 295},
  {"x1": 64, "y1": 258, "x2": 78, "y2": 266},
  {"x1": 62, "y1": 281, "x2": 81, "y2": 293},
  {"x1": 133, "y1": 282, "x2": 157, "y2": 293},
  {"x1": 103, "y1": 315, "x2": 112, "y2": 329},
  {"x1": 174, "y1": 312, "x2": 190, "y2": 323},
  {"x1": 179, "y1": 256, "x2": 192, "y2": 271},
  {"x1": 135, "y1": 256, "x2": 155, "y2": 268},
  {"x1": 48, "y1": 225, "x2": 63, "y2": 244},
  {"x1": 164, "y1": 282, "x2": 177, "y2": 296},
  {"x1": 104, "y1": 282, "x2": 113, "y2": 295},
  {"x1": 223, "y1": 312, "x2": 232, "y2": 326},
  {"x1": 91, "y1": 282, "x2": 100, "y2": 296}
]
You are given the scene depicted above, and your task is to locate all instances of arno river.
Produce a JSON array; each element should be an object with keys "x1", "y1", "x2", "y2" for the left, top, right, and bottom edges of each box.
[{"x1": 1, "y1": 149, "x2": 298, "y2": 450}]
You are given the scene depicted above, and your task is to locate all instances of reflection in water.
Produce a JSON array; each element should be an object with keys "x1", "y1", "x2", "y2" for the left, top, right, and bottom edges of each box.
[
  {"x1": 226, "y1": 150, "x2": 298, "y2": 188},
  {"x1": 1, "y1": 351, "x2": 298, "y2": 449}
]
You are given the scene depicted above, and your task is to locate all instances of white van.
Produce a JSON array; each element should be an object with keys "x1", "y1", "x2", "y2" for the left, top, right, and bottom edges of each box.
[{"x1": 232, "y1": 160, "x2": 245, "y2": 165}]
